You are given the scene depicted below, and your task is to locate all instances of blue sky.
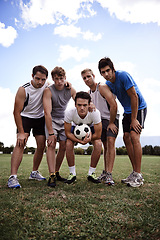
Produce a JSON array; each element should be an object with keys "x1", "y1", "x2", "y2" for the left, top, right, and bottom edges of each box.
[{"x1": 0, "y1": 0, "x2": 160, "y2": 147}]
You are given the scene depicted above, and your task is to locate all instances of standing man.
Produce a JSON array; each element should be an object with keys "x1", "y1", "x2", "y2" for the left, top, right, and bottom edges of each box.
[
  {"x1": 8, "y1": 65, "x2": 48, "y2": 189},
  {"x1": 43, "y1": 66, "x2": 76, "y2": 187},
  {"x1": 98, "y1": 57, "x2": 147, "y2": 187},
  {"x1": 81, "y1": 68, "x2": 119, "y2": 185},
  {"x1": 64, "y1": 91, "x2": 102, "y2": 184}
]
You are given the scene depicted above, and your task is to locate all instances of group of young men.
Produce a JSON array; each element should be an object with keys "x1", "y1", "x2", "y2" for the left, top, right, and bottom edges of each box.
[{"x1": 7, "y1": 57, "x2": 147, "y2": 189}]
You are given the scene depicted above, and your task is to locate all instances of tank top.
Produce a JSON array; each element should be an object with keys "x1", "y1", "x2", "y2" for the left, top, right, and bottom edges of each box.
[
  {"x1": 90, "y1": 83, "x2": 119, "y2": 120},
  {"x1": 21, "y1": 81, "x2": 48, "y2": 118},
  {"x1": 49, "y1": 84, "x2": 71, "y2": 119}
]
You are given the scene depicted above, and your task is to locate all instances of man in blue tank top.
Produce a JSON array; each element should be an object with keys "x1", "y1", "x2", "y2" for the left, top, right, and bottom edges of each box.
[{"x1": 98, "y1": 57, "x2": 147, "y2": 187}]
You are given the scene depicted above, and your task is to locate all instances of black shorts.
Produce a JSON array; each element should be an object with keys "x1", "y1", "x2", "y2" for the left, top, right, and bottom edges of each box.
[
  {"x1": 17, "y1": 116, "x2": 45, "y2": 136},
  {"x1": 101, "y1": 118, "x2": 119, "y2": 142},
  {"x1": 122, "y1": 108, "x2": 147, "y2": 133}
]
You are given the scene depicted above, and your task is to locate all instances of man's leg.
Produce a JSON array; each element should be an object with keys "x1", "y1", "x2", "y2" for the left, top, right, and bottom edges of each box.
[
  {"x1": 65, "y1": 139, "x2": 76, "y2": 184},
  {"x1": 55, "y1": 140, "x2": 66, "y2": 172},
  {"x1": 106, "y1": 136, "x2": 116, "y2": 173},
  {"x1": 130, "y1": 131, "x2": 142, "y2": 173},
  {"x1": 33, "y1": 135, "x2": 46, "y2": 171},
  {"x1": 123, "y1": 132, "x2": 135, "y2": 170},
  {"x1": 90, "y1": 139, "x2": 102, "y2": 168}
]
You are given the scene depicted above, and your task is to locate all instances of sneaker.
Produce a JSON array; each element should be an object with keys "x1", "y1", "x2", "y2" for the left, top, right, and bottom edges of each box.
[
  {"x1": 64, "y1": 173, "x2": 76, "y2": 184},
  {"x1": 48, "y1": 174, "x2": 56, "y2": 187},
  {"x1": 8, "y1": 176, "x2": 21, "y2": 189},
  {"x1": 121, "y1": 171, "x2": 135, "y2": 184},
  {"x1": 98, "y1": 170, "x2": 107, "y2": 181},
  {"x1": 29, "y1": 171, "x2": 46, "y2": 181},
  {"x1": 103, "y1": 172, "x2": 115, "y2": 186},
  {"x1": 127, "y1": 172, "x2": 144, "y2": 188},
  {"x1": 87, "y1": 172, "x2": 101, "y2": 184},
  {"x1": 56, "y1": 172, "x2": 67, "y2": 182}
]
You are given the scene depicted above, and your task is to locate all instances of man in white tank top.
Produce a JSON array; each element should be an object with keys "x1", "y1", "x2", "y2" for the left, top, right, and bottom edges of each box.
[
  {"x1": 8, "y1": 65, "x2": 48, "y2": 189},
  {"x1": 81, "y1": 68, "x2": 119, "y2": 186}
]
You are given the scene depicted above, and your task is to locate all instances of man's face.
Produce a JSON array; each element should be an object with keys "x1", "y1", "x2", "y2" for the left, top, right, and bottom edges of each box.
[
  {"x1": 100, "y1": 66, "x2": 115, "y2": 83},
  {"x1": 53, "y1": 74, "x2": 66, "y2": 90},
  {"x1": 32, "y1": 71, "x2": 47, "y2": 88},
  {"x1": 75, "y1": 98, "x2": 89, "y2": 119},
  {"x1": 81, "y1": 71, "x2": 95, "y2": 88}
]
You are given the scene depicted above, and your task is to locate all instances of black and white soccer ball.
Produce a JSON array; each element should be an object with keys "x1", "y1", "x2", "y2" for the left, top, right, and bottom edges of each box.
[{"x1": 74, "y1": 123, "x2": 91, "y2": 140}]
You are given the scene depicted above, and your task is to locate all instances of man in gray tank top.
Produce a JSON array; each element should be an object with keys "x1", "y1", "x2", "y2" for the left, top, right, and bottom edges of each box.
[
  {"x1": 43, "y1": 66, "x2": 76, "y2": 187},
  {"x1": 81, "y1": 68, "x2": 119, "y2": 186}
]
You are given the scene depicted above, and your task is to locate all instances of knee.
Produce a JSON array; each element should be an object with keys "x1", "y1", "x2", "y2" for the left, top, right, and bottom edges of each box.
[
  {"x1": 107, "y1": 137, "x2": 115, "y2": 148},
  {"x1": 94, "y1": 139, "x2": 102, "y2": 149},
  {"x1": 59, "y1": 142, "x2": 66, "y2": 152},
  {"x1": 66, "y1": 139, "x2": 74, "y2": 151}
]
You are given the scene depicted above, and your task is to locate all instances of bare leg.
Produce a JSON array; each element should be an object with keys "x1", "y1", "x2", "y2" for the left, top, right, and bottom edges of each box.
[
  {"x1": 66, "y1": 139, "x2": 75, "y2": 167},
  {"x1": 123, "y1": 132, "x2": 135, "y2": 170},
  {"x1": 11, "y1": 133, "x2": 29, "y2": 175},
  {"x1": 130, "y1": 131, "x2": 142, "y2": 173},
  {"x1": 33, "y1": 135, "x2": 46, "y2": 171},
  {"x1": 55, "y1": 140, "x2": 66, "y2": 172},
  {"x1": 46, "y1": 144, "x2": 56, "y2": 174},
  {"x1": 103, "y1": 140, "x2": 107, "y2": 171},
  {"x1": 90, "y1": 139, "x2": 102, "y2": 168},
  {"x1": 106, "y1": 136, "x2": 116, "y2": 173}
]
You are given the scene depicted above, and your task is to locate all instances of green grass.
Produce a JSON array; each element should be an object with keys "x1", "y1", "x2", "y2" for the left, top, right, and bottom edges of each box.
[{"x1": 0, "y1": 154, "x2": 160, "y2": 240}]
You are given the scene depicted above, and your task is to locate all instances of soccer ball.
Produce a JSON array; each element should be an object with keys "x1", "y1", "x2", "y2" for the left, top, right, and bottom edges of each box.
[{"x1": 74, "y1": 123, "x2": 91, "y2": 140}]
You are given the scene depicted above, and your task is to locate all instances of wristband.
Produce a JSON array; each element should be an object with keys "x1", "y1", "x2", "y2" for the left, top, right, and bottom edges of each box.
[{"x1": 49, "y1": 133, "x2": 54, "y2": 136}]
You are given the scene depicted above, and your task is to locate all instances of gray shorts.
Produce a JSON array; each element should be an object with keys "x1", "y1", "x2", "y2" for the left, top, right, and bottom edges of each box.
[
  {"x1": 45, "y1": 118, "x2": 66, "y2": 141},
  {"x1": 101, "y1": 118, "x2": 119, "y2": 142}
]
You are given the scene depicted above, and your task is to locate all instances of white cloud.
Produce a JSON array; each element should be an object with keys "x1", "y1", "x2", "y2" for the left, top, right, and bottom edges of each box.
[
  {"x1": 19, "y1": 0, "x2": 96, "y2": 28},
  {"x1": 97, "y1": 0, "x2": 160, "y2": 25},
  {"x1": 54, "y1": 24, "x2": 102, "y2": 41},
  {"x1": 58, "y1": 45, "x2": 90, "y2": 62},
  {"x1": 0, "y1": 22, "x2": 18, "y2": 47}
]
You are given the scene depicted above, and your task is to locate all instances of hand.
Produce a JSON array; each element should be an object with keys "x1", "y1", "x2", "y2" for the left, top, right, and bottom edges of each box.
[
  {"x1": 107, "y1": 123, "x2": 118, "y2": 134},
  {"x1": 47, "y1": 135, "x2": 57, "y2": 147},
  {"x1": 130, "y1": 119, "x2": 142, "y2": 134},
  {"x1": 65, "y1": 81, "x2": 72, "y2": 89},
  {"x1": 80, "y1": 132, "x2": 92, "y2": 145},
  {"x1": 88, "y1": 102, "x2": 96, "y2": 112},
  {"x1": 17, "y1": 133, "x2": 26, "y2": 148}
]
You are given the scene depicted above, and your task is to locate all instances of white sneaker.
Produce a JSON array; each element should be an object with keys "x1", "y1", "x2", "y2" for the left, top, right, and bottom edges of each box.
[
  {"x1": 127, "y1": 172, "x2": 144, "y2": 188},
  {"x1": 121, "y1": 171, "x2": 135, "y2": 184},
  {"x1": 29, "y1": 171, "x2": 46, "y2": 181},
  {"x1": 8, "y1": 176, "x2": 21, "y2": 188}
]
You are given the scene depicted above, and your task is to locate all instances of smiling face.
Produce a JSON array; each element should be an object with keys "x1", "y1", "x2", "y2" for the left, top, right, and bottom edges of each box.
[
  {"x1": 100, "y1": 66, "x2": 115, "y2": 83},
  {"x1": 75, "y1": 98, "x2": 89, "y2": 119},
  {"x1": 31, "y1": 71, "x2": 47, "y2": 88}
]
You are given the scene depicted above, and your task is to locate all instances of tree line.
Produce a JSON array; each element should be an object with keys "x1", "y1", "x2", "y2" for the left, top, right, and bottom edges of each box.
[{"x1": 0, "y1": 141, "x2": 159, "y2": 156}]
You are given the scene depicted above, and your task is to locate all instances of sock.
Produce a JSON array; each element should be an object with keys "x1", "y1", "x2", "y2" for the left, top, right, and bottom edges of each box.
[
  {"x1": 10, "y1": 175, "x2": 17, "y2": 178},
  {"x1": 69, "y1": 166, "x2": 76, "y2": 176},
  {"x1": 88, "y1": 167, "x2": 96, "y2": 176},
  {"x1": 32, "y1": 170, "x2": 38, "y2": 173}
]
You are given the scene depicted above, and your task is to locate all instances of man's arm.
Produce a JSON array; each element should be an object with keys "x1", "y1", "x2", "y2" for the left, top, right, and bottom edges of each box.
[
  {"x1": 43, "y1": 88, "x2": 56, "y2": 147},
  {"x1": 91, "y1": 122, "x2": 102, "y2": 141},
  {"x1": 70, "y1": 87, "x2": 76, "y2": 100},
  {"x1": 99, "y1": 84, "x2": 118, "y2": 133},
  {"x1": 127, "y1": 86, "x2": 142, "y2": 134},
  {"x1": 13, "y1": 87, "x2": 26, "y2": 147}
]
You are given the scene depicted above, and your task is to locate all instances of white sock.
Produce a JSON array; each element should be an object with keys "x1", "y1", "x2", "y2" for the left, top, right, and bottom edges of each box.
[
  {"x1": 88, "y1": 167, "x2": 96, "y2": 176},
  {"x1": 10, "y1": 175, "x2": 17, "y2": 178},
  {"x1": 69, "y1": 166, "x2": 76, "y2": 176}
]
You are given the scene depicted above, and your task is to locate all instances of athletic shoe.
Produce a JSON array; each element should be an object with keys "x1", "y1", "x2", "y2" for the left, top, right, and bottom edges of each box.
[
  {"x1": 47, "y1": 174, "x2": 56, "y2": 187},
  {"x1": 64, "y1": 173, "x2": 76, "y2": 184},
  {"x1": 56, "y1": 171, "x2": 67, "y2": 182},
  {"x1": 127, "y1": 172, "x2": 144, "y2": 188},
  {"x1": 29, "y1": 171, "x2": 46, "y2": 181},
  {"x1": 8, "y1": 176, "x2": 21, "y2": 189},
  {"x1": 121, "y1": 171, "x2": 135, "y2": 184},
  {"x1": 87, "y1": 172, "x2": 101, "y2": 184},
  {"x1": 98, "y1": 170, "x2": 107, "y2": 181},
  {"x1": 103, "y1": 172, "x2": 115, "y2": 186}
]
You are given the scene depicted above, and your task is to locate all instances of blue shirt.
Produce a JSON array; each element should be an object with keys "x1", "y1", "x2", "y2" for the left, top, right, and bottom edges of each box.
[{"x1": 106, "y1": 70, "x2": 147, "y2": 114}]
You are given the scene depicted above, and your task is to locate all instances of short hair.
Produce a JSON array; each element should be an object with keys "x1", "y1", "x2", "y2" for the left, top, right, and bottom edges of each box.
[
  {"x1": 51, "y1": 66, "x2": 66, "y2": 79},
  {"x1": 32, "y1": 65, "x2": 48, "y2": 77},
  {"x1": 81, "y1": 68, "x2": 94, "y2": 76},
  {"x1": 75, "y1": 91, "x2": 91, "y2": 105},
  {"x1": 98, "y1": 57, "x2": 115, "y2": 73}
]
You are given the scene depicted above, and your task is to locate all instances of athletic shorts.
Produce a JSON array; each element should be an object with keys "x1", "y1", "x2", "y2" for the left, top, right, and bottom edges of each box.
[
  {"x1": 122, "y1": 108, "x2": 147, "y2": 133},
  {"x1": 101, "y1": 118, "x2": 119, "y2": 142},
  {"x1": 45, "y1": 118, "x2": 66, "y2": 141},
  {"x1": 18, "y1": 116, "x2": 45, "y2": 136}
]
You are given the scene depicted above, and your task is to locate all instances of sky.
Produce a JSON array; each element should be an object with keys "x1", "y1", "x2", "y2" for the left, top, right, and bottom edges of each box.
[{"x1": 0, "y1": 0, "x2": 160, "y2": 148}]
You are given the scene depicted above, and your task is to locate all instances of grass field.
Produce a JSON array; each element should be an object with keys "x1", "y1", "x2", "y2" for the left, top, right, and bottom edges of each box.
[{"x1": 0, "y1": 154, "x2": 160, "y2": 240}]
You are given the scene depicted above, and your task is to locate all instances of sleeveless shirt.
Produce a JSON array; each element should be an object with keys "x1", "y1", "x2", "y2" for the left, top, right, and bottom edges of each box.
[
  {"x1": 49, "y1": 84, "x2": 71, "y2": 119},
  {"x1": 90, "y1": 83, "x2": 119, "y2": 120},
  {"x1": 21, "y1": 81, "x2": 48, "y2": 119}
]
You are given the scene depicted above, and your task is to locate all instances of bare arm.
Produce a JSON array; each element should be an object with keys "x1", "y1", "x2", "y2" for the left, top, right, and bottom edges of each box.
[
  {"x1": 91, "y1": 122, "x2": 102, "y2": 141},
  {"x1": 99, "y1": 84, "x2": 118, "y2": 133},
  {"x1": 43, "y1": 88, "x2": 56, "y2": 147},
  {"x1": 127, "y1": 86, "x2": 142, "y2": 134},
  {"x1": 70, "y1": 87, "x2": 76, "y2": 100},
  {"x1": 13, "y1": 87, "x2": 26, "y2": 147}
]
